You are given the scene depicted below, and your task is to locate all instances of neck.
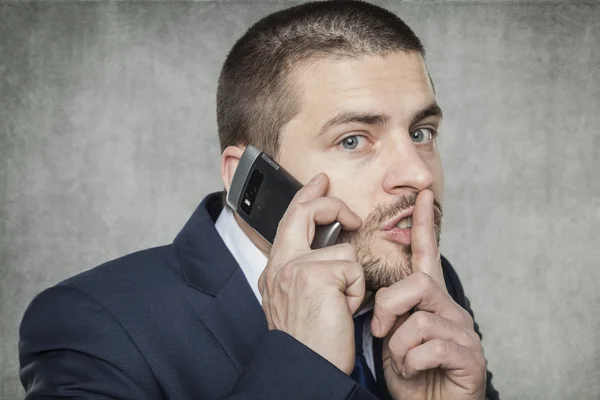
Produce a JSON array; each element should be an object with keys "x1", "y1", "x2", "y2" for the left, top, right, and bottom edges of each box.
[{"x1": 232, "y1": 212, "x2": 271, "y2": 258}]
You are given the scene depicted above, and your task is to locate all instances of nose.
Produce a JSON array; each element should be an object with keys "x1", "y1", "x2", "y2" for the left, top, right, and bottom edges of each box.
[{"x1": 382, "y1": 140, "x2": 435, "y2": 195}]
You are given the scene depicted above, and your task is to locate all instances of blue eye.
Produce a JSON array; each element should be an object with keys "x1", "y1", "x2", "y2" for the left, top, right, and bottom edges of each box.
[
  {"x1": 338, "y1": 135, "x2": 367, "y2": 151},
  {"x1": 410, "y1": 128, "x2": 436, "y2": 143}
]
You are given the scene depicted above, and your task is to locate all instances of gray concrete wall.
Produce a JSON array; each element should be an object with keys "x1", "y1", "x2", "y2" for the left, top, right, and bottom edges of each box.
[{"x1": 1, "y1": 1, "x2": 598, "y2": 399}]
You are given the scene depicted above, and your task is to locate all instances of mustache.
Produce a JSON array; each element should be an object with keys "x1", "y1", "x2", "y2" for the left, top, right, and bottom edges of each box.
[{"x1": 364, "y1": 193, "x2": 443, "y2": 229}]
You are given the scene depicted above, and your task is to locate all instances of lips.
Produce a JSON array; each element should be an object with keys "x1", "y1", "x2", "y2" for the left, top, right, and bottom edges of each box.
[
  {"x1": 380, "y1": 207, "x2": 415, "y2": 231},
  {"x1": 380, "y1": 206, "x2": 441, "y2": 246}
]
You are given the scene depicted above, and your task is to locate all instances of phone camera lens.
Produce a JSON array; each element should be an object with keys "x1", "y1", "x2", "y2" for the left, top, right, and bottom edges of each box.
[{"x1": 246, "y1": 186, "x2": 257, "y2": 200}]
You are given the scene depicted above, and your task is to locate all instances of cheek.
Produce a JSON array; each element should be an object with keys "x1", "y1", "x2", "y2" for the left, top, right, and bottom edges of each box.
[
  {"x1": 276, "y1": 136, "x2": 330, "y2": 184},
  {"x1": 325, "y1": 174, "x2": 379, "y2": 223},
  {"x1": 277, "y1": 136, "x2": 382, "y2": 218}
]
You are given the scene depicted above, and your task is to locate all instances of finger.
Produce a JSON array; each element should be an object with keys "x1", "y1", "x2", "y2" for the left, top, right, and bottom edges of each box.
[
  {"x1": 273, "y1": 194, "x2": 362, "y2": 260},
  {"x1": 372, "y1": 272, "x2": 474, "y2": 338},
  {"x1": 381, "y1": 312, "x2": 409, "y2": 373},
  {"x1": 401, "y1": 339, "x2": 486, "y2": 383},
  {"x1": 258, "y1": 269, "x2": 274, "y2": 328},
  {"x1": 294, "y1": 243, "x2": 357, "y2": 263},
  {"x1": 262, "y1": 173, "x2": 328, "y2": 284},
  {"x1": 290, "y1": 173, "x2": 329, "y2": 204},
  {"x1": 386, "y1": 311, "x2": 482, "y2": 373},
  {"x1": 411, "y1": 189, "x2": 445, "y2": 290},
  {"x1": 289, "y1": 260, "x2": 366, "y2": 315},
  {"x1": 260, "y1": 242, "x2": 357, "y2": 298}
]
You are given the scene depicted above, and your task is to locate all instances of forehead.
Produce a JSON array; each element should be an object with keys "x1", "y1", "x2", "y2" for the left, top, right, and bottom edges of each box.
[{"x1": 290, "y1": 51, "x2": 435, "y2": 124}]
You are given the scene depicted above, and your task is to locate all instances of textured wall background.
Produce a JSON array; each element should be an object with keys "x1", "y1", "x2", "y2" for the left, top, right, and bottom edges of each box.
[{"x1": 1, "y1": 1, "x2": 599, "y2": 399}]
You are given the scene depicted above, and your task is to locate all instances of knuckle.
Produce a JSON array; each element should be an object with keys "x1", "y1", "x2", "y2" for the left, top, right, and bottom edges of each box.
[
  {"x1": 337, "y1": 242, "x2": 356, "y2": 258},
  {"x1": 431, "y1": 339, "x2": 451, "y2": 356},
  {"x1": 348, "y1": 261, "x2": 365, "y2": 280},
  {"x1": 286, "y1": 203, "x2": 306, "y2": 220},
  {"x1": 351, "y1": 260, "x2": 364, "y2": 273},
  {"x1": 328, "y1": 196, "x2": 344, "y2": 207},
  {"x1": 471, "y1": 348, "x2": 487, "y2": 372},
  {"x1": 477, "y1": 352, "x2": 488, "y2": 371},
  {"x1": 404, "y1": 350, "x2": 415, "y2": 367},
  {"x1": 296, "y1": 264, "x2": 319, "y2": 287},
  {"x1": 293, "y1": 185, "x2": 313, "y2": 202},
  {"x1": 374, "y1": 288, "x2": 390, "y2": 313},
  {"x1": 264, "y1": 267, "x2": 277, "y2": 285},
  {"x1": 460, "y1": 308, "x2": 475, "y2": 328},
  {"x1": 278, "y1": 262, "x2": 295, "y2": 284},
  {"x1": 387, "y1": 335, "x2": 402, "y2": 357},
  {"x1": 338, "y1": 258, "x2": 353, "y2": 268},
  {"x1": 411, "y1": 246, "x2": 427, "y2": 261},
  {"x1": 467, "y1": 328, "x2": 481, "y2": 346},
  {"x1": 314, "y1": 197, "x2": 342, "y2": 220},
  {"x1": 295, "y1": 266, "x2": 309, "y2": 285},
  {"x1": 277, "y1": 205, "x2": 299, "y2": 233},
  {"x1": 414, "y1": 271, "x2": 434, "y2": 293},
  {"x1": 412, "y1": 311, "x2": 431, "y2": 330},
  {"x1": 275, "y1": 216, "x2": 286, "y2": 234},
  {"x1": 413, "y1": 271, "x2": 429, "y2": 285},
  {"x1": 404, "y1": 348, "x2": 420, "y2": 369},
  {"x1": 338, "y1": 260, "x2": 360, "y2": 277}
]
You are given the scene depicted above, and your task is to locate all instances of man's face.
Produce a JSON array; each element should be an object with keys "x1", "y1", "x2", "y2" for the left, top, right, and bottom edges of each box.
[{"x1": 277, "y1": 51, "x2": 444, "y2": 291}]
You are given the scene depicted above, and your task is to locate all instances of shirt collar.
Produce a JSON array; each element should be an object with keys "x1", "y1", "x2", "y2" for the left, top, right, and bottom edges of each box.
[{"x1": 215, "y1": 208, "x2": 268, "y2": 304}]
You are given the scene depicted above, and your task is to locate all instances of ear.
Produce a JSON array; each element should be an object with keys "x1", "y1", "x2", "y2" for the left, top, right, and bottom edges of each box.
[{"x1": 220, "y1": 145, "x2": 246, "y2": 191}]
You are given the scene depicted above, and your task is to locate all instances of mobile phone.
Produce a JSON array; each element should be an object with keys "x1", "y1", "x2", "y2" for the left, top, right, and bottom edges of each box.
[{"x1": 226, "y1": 145, "x2": 342, "y2": 249}]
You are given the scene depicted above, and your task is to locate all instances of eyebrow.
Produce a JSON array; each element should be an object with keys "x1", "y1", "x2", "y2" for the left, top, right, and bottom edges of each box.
[
  {"x1": 318, "y1": 112, "x2": 389, "y2": 136},
  {"x1": 318, "y1": 102, "x2": 444, "y2": 136},
  {"x1": 411, "y1": 103, "x2": 444, "y2": 125}
]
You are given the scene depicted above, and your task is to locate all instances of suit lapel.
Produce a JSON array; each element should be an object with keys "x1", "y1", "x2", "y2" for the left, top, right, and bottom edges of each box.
[
  {"x1": 201, "y1": 267, "x2": 268, "y2": 370},
  {"x1": 174, "y1": 192, "x2": 269, "y2": 370}
]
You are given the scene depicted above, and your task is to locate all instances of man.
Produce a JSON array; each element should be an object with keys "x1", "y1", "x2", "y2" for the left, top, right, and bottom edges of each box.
[{"x1": 19, "y1": 1, "x2": 500, "y2": 399}]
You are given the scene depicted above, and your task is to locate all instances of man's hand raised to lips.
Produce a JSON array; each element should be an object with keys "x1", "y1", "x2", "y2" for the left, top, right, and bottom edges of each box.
[
  {"x1": 372, "y1": 189, "x2": 488, "y2": 400},
  {"x1": 258, "y1": 173, "x2": 365, "y2": 375}
]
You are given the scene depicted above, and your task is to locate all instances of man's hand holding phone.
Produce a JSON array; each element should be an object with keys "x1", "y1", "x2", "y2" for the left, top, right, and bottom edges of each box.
[{"x1": 258, "y1": 173, "x2": 364, "y2": 374}]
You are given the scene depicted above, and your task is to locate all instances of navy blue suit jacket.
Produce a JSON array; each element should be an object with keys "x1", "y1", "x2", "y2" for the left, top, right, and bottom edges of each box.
[{"x1": 19, "y1": 193, "x2": 499, "y2": 399}]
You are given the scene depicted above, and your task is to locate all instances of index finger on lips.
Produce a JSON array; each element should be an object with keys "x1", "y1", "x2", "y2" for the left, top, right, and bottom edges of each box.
[
  {"x1": 372, "y1": 272, "x2": 474, "y2": 338},
  {"x1": 410, "y1": 189, "x2": 446, "y2": 290}
]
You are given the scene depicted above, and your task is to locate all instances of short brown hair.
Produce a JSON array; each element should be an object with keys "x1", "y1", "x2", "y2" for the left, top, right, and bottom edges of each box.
[{"x1": 216, "y1": 0, "x2": 425, "y2": 159}]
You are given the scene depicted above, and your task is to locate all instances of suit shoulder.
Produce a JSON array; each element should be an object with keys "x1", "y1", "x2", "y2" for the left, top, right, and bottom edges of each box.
[
  {"x1": 19, "y1": 284, "x2": 162, "y2": 398},
  {"x1": 54, "y1": 244, "x2": 210, "y2": 311},
  {"x1": 60, "y1": 245, "x2": 176, "y2": 290}
]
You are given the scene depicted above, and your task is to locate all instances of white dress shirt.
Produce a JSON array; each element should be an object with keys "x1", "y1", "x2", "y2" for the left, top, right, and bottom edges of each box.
[{"x1": 215, "y1": 208, "x2": 376, "y2": 379}]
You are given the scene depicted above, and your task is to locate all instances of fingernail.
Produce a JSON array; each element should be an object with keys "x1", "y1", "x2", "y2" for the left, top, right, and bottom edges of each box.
[
  {"x1": 401, "y1": 363, "x2": 408, "y2": 378},
  {"x1": 390, "y1": 360, "x2": 400, "y2": 375},
  {"x1": 309, "y1": 174, "x2": 322, "y2": 185}
]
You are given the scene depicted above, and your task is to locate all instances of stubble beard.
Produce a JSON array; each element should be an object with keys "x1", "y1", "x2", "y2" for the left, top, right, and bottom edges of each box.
[{"x1": 338, "y1": 195, "x2": 442, "y2": 292}]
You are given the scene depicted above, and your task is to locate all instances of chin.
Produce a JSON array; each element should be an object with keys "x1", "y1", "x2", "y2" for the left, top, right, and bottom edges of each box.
[
  {"x1": 338, "y1": 230, "x2": 414, "y2": 290},
  {"x1": 359, "y1": 239, "x2": 413, "y2": 291}
]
